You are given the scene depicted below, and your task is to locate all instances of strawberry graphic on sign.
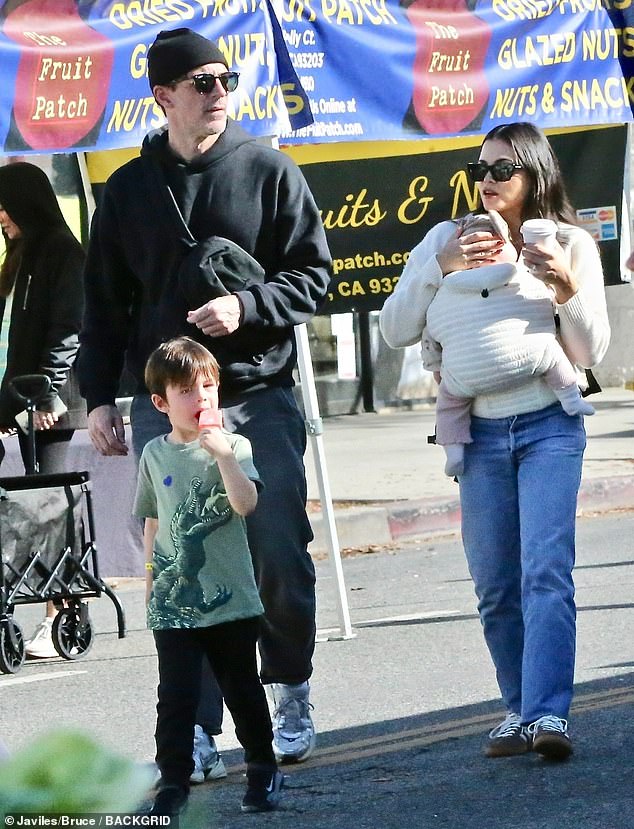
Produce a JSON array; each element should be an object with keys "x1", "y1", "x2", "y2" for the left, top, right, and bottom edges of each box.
[
  {"x1": 3, "y1": 0, "x2": 114, "y2": 150},
  {"x1": 405, "y1": 0, "x2": 492, "y2": 135}
]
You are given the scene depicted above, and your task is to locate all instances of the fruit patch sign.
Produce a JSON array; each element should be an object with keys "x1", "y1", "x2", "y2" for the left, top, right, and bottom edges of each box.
[
  {"x1": 406, "y1": 0, "x2": 492, "y2": 135},
  {"x1": 3, "y1": 0, "x2": 114, "y2": 151}
]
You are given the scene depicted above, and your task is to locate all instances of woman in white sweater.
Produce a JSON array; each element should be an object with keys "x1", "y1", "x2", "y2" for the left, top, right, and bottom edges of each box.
[{"x1": 380, "y1": 122, "x2": 610, "y2": 761}]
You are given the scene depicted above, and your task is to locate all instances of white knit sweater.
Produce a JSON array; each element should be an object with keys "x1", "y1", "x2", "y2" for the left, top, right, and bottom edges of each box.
[{"x1": 379, "y1": 220, "x2": 611, "y2": 419}]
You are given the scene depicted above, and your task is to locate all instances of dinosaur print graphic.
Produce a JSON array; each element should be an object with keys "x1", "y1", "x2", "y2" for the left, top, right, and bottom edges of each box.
[{"x1": 149, "y1": 476, "x2": 233, "y2": 627}]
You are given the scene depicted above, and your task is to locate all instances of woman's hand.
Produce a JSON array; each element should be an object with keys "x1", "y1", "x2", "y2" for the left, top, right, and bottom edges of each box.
[
  {"x1": 522, "y1": 240, "x2": 578, "y2": 303},
  {"x1": 436, "y1": 225, "x2": 505, "y2": 275},
  {"x1": 33, "y1": 410, "x2": 59, "y2": 430}
]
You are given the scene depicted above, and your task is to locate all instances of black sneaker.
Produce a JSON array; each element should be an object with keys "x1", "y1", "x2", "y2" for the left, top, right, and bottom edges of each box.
[
  {"x1": 147, "y1": 785, "x2": 188, "y2": 823},
  {"x1": 528, "y1": 715, "x2": 573, "y2": 761},
  {"x1": 241, "y1": 767, "x2": 285, "y2": 813},
  {"x1": 485, "y1": 712, "x2": 530, "y2": 757}
]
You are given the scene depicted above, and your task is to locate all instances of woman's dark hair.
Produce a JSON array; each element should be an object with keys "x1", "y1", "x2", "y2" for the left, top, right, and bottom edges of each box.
[
  {"x1": 0, "y1": 162, "x2": 70, "y2": 298},
  {"x1": 481, "y1": 122, "x2": 578, "y2": 225}
]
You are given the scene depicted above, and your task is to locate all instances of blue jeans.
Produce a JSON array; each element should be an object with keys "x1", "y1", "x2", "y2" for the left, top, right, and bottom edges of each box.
[
  {"x1": 458, "y1": 403, "x2": 586, "y2": 724},
  {"x1": 131, "y1": 386, "x2": 315, "y2": 719}
]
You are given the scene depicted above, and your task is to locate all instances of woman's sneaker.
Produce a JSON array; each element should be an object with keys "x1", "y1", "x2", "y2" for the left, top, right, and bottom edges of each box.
[
  {"x1": 528, "y1": 715, "x2": 573, "y2": 761},
  {"x1": 241, "y1": 766, "x2": 284, "y2": 813},
  {"x1": 485, "y1": 712, "x2": 530, "y2": 757},
  {"x1": 190, "y1": 725, "x2": 227, "y2": 783}
]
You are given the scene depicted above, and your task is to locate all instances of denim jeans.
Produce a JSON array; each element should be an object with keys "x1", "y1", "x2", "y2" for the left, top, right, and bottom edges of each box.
[{"x1": 458, "y1": 403, "x2": 586, "y2": 724}]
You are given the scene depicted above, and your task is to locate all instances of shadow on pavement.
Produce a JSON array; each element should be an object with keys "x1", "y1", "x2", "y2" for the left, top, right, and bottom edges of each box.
[{"x1": 188, "y1": 672, "x2": 634, "y2": 829}]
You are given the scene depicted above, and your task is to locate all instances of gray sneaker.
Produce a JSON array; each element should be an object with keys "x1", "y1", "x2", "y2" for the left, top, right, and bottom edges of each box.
[
  {"x1": 190, "y1": 725, "x2": 227, "y2": 783},
  {"x1": 268, "y1": 682, "x2": 316, "y2": 763}
]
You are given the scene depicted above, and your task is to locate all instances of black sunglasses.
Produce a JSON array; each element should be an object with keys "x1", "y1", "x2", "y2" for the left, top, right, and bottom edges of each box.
[
  {"x1": 467, "y1": 160, "x2": 523, "y2": 182},
  {"x1": 180, "y1": 72, "x2": 240, "y2": 94}
]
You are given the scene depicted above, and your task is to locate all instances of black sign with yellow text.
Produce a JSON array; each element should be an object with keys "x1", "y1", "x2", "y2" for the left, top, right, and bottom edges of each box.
[{"x1": 293, "y1": 126, "x2": 627, "y2": 315}]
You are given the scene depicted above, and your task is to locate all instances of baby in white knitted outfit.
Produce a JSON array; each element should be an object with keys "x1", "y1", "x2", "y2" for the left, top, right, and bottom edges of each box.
[{"x1": 423, "y1": 210, "x2": 594, "y2": 477}]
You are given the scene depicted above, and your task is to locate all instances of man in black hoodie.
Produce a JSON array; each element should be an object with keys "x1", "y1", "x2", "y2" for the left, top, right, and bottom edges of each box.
[{"x1": 78, "y1": 26, "x2": 331, "y2": 803}]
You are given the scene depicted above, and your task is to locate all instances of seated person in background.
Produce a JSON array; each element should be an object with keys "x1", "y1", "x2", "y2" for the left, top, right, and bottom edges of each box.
[
  {"x1": 0, "y1": 161, "x2": 85, "y2": 656},
  {"x1": 422, "y1": 210, "x2": 594, "y2": 477}
]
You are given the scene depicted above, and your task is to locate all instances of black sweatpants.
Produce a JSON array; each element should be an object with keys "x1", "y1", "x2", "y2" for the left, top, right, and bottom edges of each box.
[{"x1": 153, "y1": 616, "x2": 275, "y2": 789}]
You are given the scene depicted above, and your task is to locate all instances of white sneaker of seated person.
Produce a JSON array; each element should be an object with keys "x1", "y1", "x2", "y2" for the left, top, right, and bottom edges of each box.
[{"x1": 25, "y1": 618, "x2": 57, "y2": 659}]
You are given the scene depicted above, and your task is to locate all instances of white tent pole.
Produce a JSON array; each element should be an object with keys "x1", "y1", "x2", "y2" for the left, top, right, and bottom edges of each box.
[
  {"x1": 265, "y1": 134, "x2": 353, "y2": 640},
  {"x1": 621, "y1": 124, "x2": 633, "y2": 283},
  {"x1": 295, "y1": 323, "x2": 354, "y2": 640}
]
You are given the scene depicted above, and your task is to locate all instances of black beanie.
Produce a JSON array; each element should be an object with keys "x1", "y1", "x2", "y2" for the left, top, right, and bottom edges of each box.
[{"x1": 147, "y1": 27, "x2": 228, "y2": 89}]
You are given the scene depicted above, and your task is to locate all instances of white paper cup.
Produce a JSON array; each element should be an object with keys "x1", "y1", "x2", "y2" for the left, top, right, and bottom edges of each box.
[{"x1": 520, "y1": 219, "x2": 558, "y2": 249}]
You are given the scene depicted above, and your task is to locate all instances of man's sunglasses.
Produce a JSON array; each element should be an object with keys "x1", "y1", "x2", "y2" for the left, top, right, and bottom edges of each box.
[
  {"x1": 467, "y1": 160, "x2": 523, "y2": 182},
  {"x1": 179, "y1": 72, "x2": 240, "y2": 94}
]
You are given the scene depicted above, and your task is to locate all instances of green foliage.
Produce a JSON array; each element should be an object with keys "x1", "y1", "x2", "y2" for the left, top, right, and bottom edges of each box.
[{"x1": 0, "y1": 730, "x2": 153, "y2": 814}]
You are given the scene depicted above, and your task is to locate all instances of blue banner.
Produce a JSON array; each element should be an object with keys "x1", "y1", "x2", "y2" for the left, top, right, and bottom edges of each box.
[
  {"x1": 277, "y1": 0, "x2": 634, "y2": 144},
  {"x1": 1, "y1": 1, "x2": 633, "y2": 154},
  {"x1": 0, "y1": 0, "x2": 311, "y2": 156}
]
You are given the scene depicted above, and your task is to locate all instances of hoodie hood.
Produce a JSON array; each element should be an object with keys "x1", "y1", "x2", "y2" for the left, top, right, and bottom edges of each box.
[
  {"x1": 0, "y1": 162, "x2": 69, "y2": 236},
  {"x1": 140, "y1": 119, "x2": 257, "y2": 171}
]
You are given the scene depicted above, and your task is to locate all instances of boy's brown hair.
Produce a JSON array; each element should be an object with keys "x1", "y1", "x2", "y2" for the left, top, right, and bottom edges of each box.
[{"x1": 145, "y1": 337, "x2": 220, "y2": 398}]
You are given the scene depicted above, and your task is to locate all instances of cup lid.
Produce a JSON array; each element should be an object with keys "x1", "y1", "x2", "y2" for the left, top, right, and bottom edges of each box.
[{"x1": 520, "y1": 219, "x2": 558, "y2": 235}]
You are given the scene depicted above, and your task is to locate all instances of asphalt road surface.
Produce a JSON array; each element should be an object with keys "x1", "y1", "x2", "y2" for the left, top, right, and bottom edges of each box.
[{"x1": 2, "y1": 510, "x2": 633, "y2": 829}]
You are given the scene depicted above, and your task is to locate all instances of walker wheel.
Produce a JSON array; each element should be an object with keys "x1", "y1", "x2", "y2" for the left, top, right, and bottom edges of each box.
[
  {"x1": 0, "y1": 618, "x2": 26, "y2": 674},
  {"x1": 52, "y1": 606, "x2": 94, "y2": 660}
]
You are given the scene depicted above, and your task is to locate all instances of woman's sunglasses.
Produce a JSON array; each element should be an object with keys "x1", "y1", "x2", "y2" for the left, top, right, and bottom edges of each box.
[
  {"x1": 467, "y1": 160, "x2": 523, "y2": 182},
  {"x1": 179, "y1": 72, "x2": 240, "y2": 94}
]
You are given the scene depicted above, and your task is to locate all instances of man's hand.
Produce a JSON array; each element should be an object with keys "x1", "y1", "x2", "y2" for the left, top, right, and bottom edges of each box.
[
  {"x1": 187, "y1": 295, "x2": 241, "y2": 337},
  {"x1": 87, "y1": 404, "x2": 128, "y2": 456}
]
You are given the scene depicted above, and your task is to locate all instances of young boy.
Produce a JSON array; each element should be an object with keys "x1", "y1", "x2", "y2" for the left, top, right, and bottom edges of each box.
[{"x1": 134, "y1": 337, "x2": 284, "y2": 817}]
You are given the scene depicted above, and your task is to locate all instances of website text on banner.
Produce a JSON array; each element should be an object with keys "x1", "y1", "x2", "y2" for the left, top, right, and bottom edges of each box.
[
  {"x1": 0, "y1": 0, "x2": 310, "y2": 156},
  {"x1": 277, "y1": 0, "x2": 634, "y2": 144}
]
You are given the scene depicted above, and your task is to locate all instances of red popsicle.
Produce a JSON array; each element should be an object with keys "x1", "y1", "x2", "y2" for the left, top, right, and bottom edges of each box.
[{"x1": 198, "y1": 409, "x2": 223, "y2": 430}]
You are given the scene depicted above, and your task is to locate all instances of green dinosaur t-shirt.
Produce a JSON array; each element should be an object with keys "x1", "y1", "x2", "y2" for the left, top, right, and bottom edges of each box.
[{"x1": 134, "y1": 431, "x2": 264, "y2": 630}]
